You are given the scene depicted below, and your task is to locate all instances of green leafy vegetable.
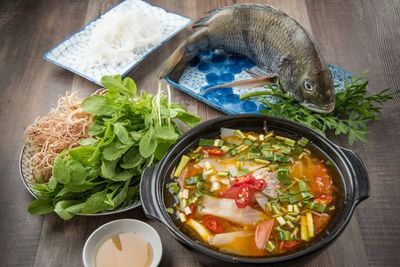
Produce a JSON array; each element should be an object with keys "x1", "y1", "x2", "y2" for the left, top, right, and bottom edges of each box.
[
  {"x1": 241, "y1": 73, "x2": 396, "y2": 144},
  {"x1": 28, "y1": 75, "x2": 200, "y2": 219}
]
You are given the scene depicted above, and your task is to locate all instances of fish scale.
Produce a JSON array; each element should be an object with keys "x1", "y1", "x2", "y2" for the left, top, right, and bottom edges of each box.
[{"x1": 160, "y1": 4, "x2": 336, "y2": 113}]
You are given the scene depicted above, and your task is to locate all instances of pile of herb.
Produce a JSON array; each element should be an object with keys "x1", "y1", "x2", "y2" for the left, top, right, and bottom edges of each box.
[
  {"x1": 241, "y1": 74, "x2": 395, "y2": 144},
  {"x1": 28, "y1": 75, "x2": 200, "y2": 219}
]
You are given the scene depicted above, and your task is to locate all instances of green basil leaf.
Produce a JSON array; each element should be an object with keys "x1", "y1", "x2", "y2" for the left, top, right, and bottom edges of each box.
[
  {"x1": 103, "y1": 140, "x2": 132, "y2": 161},
  {"x1": 28, "y1": 198, "x2": 54, "y2": 215},
  {"x1": 122, "y1": 77, "x2": 137, "y2": 96},
  {"x1": 121, "y1": 148, "x2": 143, "y2": 169},
  {"x1": 114, "y1": 122, "x2": 131, "y2": 144},
  {"x1": 81, "y1": 189, "x2": 113, "y2": 214},
  {"x1": 154, "y1": 126, "x2": 179, "y2": 141},
  {"x1": 139, "y1": 127, "x2": 157, "y2": 158},
  {"x1": 66, "y1": 159, "x2": 87, "y2": 185},
  {"x1": 52, "y1": 156, "x2": 70, "y2": 184},
  {"x1": 79, "y1": 137, "x2": 98, "y2": 146}
]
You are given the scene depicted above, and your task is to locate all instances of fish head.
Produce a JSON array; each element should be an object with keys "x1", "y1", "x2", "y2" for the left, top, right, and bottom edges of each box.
[{"x1": 296, "y1": 68, "x2": 335, "y2": 113}]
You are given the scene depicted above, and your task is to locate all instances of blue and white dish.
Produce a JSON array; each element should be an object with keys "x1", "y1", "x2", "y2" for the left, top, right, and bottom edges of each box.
[
  {"x1": 165, "y1": 50, "x2": 352, "y2": 115},
  {"x1": 44, "y1": 0, "x2": 192, "y2": 85}
]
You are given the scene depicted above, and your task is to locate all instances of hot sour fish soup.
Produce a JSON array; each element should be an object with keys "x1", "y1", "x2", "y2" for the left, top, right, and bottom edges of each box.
[{"x1": 166, "y1": 128, "x2": 340, "y2": 257}]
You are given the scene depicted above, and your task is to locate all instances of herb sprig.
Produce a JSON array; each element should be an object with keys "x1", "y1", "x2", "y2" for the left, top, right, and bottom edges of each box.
[{"x1": 241, "y1": 74, "x2": 395, "y2": 144}]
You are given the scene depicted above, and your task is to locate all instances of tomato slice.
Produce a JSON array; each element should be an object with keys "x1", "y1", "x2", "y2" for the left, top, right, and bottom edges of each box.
[
  {"x1": 255, "y1": 220, "x2": 274, "y2": 250},
  {"x1": 202, "y1": 148, "x2": 225, "y2": 156},
  {"x1": 203, "y1": 216, "x2": 224, "y2": 233},
  {"x1": 233, "y1": 174, "x2": 256, "y2": 186},
  {"x1": 235, "y1": 184, "x2": 253, "y2": 208},
  {"x1": 251, "y1": 179, "x2": 266, "y2": 191},
  {"x1": 282, "y1": 240, "x2": 300, "y2": 250},
  {"x1": 220, "y1": 186, "x2": 241, "y2": 199}
]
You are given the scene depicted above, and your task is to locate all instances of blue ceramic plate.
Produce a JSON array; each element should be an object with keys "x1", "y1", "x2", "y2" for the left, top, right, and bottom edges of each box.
[
  {"x1": 44, "y1": 0, "x2": 191, "y2": 85},
  {"x1": 165, "y1": 50, "x2": 352, "y2": 114}
]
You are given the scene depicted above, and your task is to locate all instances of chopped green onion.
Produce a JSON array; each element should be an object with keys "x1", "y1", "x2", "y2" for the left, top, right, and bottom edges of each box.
[
  {"x1": 213, "y1": 139, "x2": 224, "y2": 147},
  {"x1": 272, "y1": 204, "x2": 281, "y2": 215},
  {"x1": 284, "y1": 138, "x2": 296, "y2": 146},
  {"x1": 220, "y1": 145, "x2": 231, "y2": 153},
  {"x1": 199, "y1": 138, "x2": 215, "y2": 147},
  {"x1": 265, "y1": 131, "x2": 274, "y2": 139},
  {"x1": 266, "y1": 202, "x2": 272, "y2": 212},
  {"x1": 247, "y1": 135, "x2": 257, "y2": 142},
  {"x1": 229, "y1": 148, "x2": 238, "y2": 156},
  {"x1": 277, "y1": 168, "x2": 291, "y2": 186},
  {"x1": 166, "y1": 208, "x2": 174, "y2": 214},
  {"x1": 174, "y1": 155, "x2": 191, "y2": 177},
  {"x1": 234, "y1": 129, "x2": 246, "y2": 139},
  {"x1": 306, "y1": 201, "x2": 327, "y2": 212},
  {"x1": 284, "y1": 214, "x2": 296, "y2": 222},
  {"x1": 178, "y1": 212, "x2": 187, "y2": 222},
  {"x1": 186, "y1": 175, "x2": 201, "y2": 185},
  {"x1": 266, "y1": 241, "x2": 276, "y2": 252},
  {"x1": 259, "y1": 134, "x2": 265, "y2": 141},
  {"x1": 276, "y1": 216, "x2": 286, "y2": 226},
  {"x1": 262, "y1": 150, "x2": 274, "y2": 160},
  {"x1": 278, "y1": 229, "x2": 291, "y2": 240},
  {"x1": 217, "y1": 171, "x2": 229, "y2": 177},
  {"x1": 167, "y1": 183, "x2": 180, "y2": 195},
  {"x1": 254, "y1": 158, "x2": 270, "y2": 165},
  {"x1": 286, "y1": 220, "x2": 295, "y2": 229},
  {"x1": 298, "y1": 137, "x2": 309, "y2": 147},
  {"x1": 244, "y1": 139, "x2": 253, "y2": 146}
]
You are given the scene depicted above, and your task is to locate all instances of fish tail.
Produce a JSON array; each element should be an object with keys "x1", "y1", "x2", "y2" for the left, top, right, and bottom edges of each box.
[{"x1": 159, "y1": 27, "x2": 209, "y2": 79}]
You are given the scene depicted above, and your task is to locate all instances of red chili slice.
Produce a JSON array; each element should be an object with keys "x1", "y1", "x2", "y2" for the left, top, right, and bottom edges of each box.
[
  {"x1": 203, "y1": 216, "x2": 224, "y2": 233},
  {"x1": 202, "y1": 148, "x2": 225, "y2": 156},
  {"x1": 232, "y1": 174, "x2": 256, "y2": 186},
  {"x1": 235, "y1": 184, "x2": 253, "y2": 208},
  {"x1": 251, "y1": 179, "x2": 266, "y2": 191},
  {"x1": 220, "y1": 186, "x2": 241, "y2": 199}
]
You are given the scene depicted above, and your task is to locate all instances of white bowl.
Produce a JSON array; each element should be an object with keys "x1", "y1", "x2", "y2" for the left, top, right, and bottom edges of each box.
[{"x1": 83, "y1": 219, "x2": 162, "y2": 267}]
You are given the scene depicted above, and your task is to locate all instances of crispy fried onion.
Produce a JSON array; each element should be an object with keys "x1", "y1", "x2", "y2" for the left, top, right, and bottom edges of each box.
[{"x1": 24, "y1": 92, "x2": 92, "y2": 181}]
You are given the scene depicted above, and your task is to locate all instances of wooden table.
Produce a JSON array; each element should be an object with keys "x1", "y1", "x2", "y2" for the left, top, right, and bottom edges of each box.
[{"x1": 1, "y1": 0, "x2": 399, "y2": 266}]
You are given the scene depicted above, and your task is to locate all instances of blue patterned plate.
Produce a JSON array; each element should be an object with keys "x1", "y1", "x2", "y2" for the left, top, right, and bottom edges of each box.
[
  {"x1": 165, "y1": 50, "x2": 352, "y2": 114},
  {"x1": 44, "y1": 0, "x2": 191, "y2": 85}
]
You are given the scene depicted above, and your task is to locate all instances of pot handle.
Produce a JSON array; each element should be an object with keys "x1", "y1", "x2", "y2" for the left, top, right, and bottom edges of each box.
[
  {"x1": 140, "y1": 164, "x2": 167, "y2": 224},
  {"x1": 339, "y1": 147, "x2": 370, "y2": 204}
]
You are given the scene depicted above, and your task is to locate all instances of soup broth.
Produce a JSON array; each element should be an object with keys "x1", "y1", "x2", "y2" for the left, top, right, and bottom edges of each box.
[{"x1": 166, "y1": 129, "x2": 339, "y2": 257}]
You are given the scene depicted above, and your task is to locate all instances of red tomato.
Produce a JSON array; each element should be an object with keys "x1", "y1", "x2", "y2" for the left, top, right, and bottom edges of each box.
[
  {"x1": 202, "y1": 148, "x2": 225, "y2": 156},
  {"x1": 220, "y1": 186, "x2": 241, "y2": 199},
  {"x1": 203, "y1": 216, "x2": 224, "y2": 233},
  {"x1": 235, "y1": 184, "x2": 253, "y2": 208},
  {"x1": 251, "y1": 179, "x2": 266, "y2": 191},
  {"x1": 282, "y1": 240, "x2": 300, "y2": 250},
  {"x1": 255, "y1": 220, "x2": 274, "y2": 250},
  {"x1": 314, "y1": 194, "x2": 333, "y2": 204},
  {"x1": 233, "y1": 174, "x2": 256, "y2": 186}
]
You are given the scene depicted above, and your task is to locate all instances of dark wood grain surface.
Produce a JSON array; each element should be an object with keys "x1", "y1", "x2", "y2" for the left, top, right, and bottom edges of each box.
[{"x1": 0, "y1": 0, "x2": 399, "y2": 266}]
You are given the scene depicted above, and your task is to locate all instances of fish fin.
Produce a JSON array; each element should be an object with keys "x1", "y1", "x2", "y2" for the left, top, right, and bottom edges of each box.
[
  {"x1": 159, "y1": 28, "x2": 208, "y2": 79},
  {"x1": 193, "y1": 7, "x2": 232, "y2": 28},
  {"x1": 205, "y1": 76, "x2": 277, "y2": 90},
  {"x1": 245, "y1": 66, "x2": 276, "y2": 78}
]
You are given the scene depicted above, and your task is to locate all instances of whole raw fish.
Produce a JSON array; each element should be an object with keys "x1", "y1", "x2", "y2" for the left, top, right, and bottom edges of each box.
[{"x1": 159, "y1": 4, "x2": 335, "y2": 113}]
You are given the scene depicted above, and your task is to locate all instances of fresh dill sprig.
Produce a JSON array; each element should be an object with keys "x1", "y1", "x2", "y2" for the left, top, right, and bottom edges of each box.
[{"x1": 241, "y1": 73, "x2": 396, "y2": 144}]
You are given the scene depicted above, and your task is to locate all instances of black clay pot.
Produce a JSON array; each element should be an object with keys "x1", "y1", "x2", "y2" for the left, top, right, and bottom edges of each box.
[{"x1": 140, "y1": 115, "x2": 369, "y2": 266}]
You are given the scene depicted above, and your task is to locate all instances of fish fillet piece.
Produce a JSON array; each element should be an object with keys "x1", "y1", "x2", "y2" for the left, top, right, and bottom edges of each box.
[
  {"x1": 200, "y1": 196, "x2": 265, "y2": 226},
  {"x1": 209, "y1": 231, "x2": 264, "y2": 256}
]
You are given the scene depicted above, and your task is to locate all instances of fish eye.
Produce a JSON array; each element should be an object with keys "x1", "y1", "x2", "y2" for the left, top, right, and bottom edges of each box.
[{"x1": 303, "y1": 80, "x2": 314, "y2": 92}]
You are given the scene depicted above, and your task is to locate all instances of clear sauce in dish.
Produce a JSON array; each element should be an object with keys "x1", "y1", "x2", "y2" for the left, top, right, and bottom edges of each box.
[{"x1": 95, "y1": 232, "x2": 153, "y2": 267}]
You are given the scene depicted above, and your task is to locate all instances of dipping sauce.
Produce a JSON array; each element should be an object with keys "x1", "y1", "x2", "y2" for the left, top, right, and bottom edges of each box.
[{"x1": 95, "y1": 232, "x2": 153, "y2": 267}]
